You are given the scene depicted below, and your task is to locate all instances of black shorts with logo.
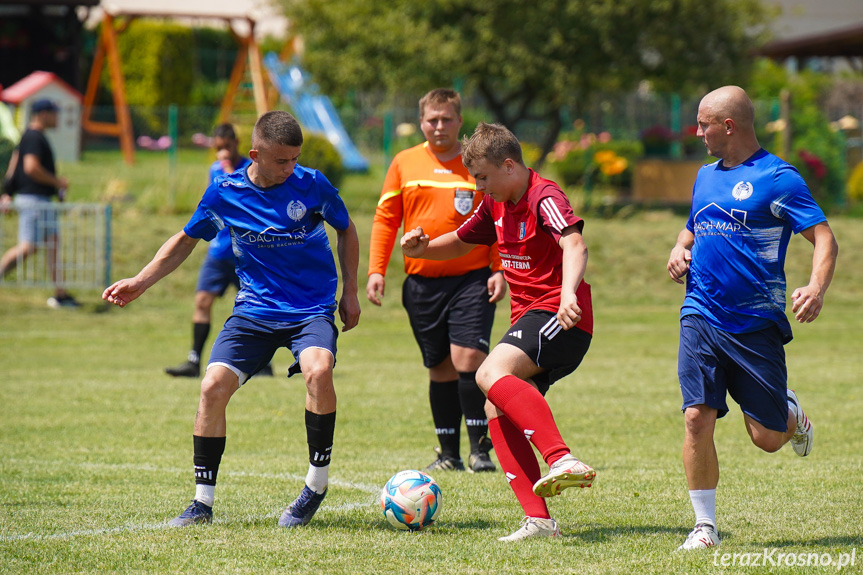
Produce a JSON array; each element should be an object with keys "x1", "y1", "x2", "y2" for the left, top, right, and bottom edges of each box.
[
  {"x1": 499, "y1": 309, "x2": 592, "y2": 395},
  {"x1": 402, "y1": 267, "x2": 496, "y2": 368}
]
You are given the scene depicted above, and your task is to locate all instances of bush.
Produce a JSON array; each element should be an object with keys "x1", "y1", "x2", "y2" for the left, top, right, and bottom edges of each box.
[
  {"x1": 105, "y1": 20, "x2": 197, "y2": 135},
  {"x1": 0, "y1": 136, "x2": 15, "y2": 177},
  {"x1": 301, "y1": 133, "x2": 345, "y2": 189},
  {"x1": 548, "y1": 133, "x2": 643, "y2": 190}
]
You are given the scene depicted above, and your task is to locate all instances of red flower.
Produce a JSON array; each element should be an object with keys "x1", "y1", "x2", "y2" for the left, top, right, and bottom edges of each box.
[{"x1": 798, "y1": 150, "x2": 827, "y2": 180}]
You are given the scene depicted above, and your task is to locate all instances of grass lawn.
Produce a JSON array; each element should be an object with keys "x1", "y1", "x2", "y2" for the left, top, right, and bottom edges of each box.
[{"x1": 1, "y1": 152, "x2": 861, "y2": 574}]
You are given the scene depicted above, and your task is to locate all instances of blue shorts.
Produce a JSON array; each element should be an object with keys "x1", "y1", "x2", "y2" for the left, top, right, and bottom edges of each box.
[
  {"x1": 209, "y1": 314, "x2": 338, "y2": 385},
  {"x1": 678, "y1": 314, "x2": 788, "y2": 432},
  {"x1": 15, "y1": 194, "x2": 58, "y2": 243},
  {"x1": 196, "y1": 255, "x2": 239, "y2": 295}
]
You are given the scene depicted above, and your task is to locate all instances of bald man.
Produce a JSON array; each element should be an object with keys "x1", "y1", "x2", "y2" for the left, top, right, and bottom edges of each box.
[{"x1": 667, "y1": 86, "x2": 838, "y2": 550}]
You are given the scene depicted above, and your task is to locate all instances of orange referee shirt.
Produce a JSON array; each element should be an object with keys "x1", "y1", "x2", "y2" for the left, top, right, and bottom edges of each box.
[{"x1": 369, "y1": 142, "x2": 501, "y2": 278}]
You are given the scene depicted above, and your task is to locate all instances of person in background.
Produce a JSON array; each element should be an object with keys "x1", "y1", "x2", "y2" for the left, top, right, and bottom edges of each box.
[{"x1": 1, "y1": 98, "x2": 77, "y2": 308}]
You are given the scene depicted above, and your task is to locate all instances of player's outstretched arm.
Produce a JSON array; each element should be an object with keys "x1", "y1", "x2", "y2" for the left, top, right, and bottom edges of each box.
[
  {"x1": 668, "y1": 228, "x2": 695, "y2": 284},
  {"x1": 400, "y1": 227, "x2": 474, "y2": 261},
  {"x1": 336, "y1": 218, "x2": 361, "y2": 332},
  {"x1": 102, "y1": 231, "x2": 199, "y2": 308},
  {"x1": 791, "y1": 222, "x2": 838, "y2": 323},
  {"x1": 557, "y1": 227, "x2": 588, "y2": 330}
]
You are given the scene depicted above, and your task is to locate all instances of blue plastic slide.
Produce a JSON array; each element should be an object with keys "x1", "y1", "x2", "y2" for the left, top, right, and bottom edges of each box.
[{"x1": 264, "y1": 53, "x2": 369, "y2": 172}]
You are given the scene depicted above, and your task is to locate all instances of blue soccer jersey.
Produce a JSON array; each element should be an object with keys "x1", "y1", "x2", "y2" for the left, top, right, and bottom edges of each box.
[
  {"x1": 682, "y1": 148, "x2": 826, "y2": 342},
  {"x1": 206, "y1": 156, "x2": 252, "y2": 261},
  {"x1": 184, "y1": 164, "x2": 350, "y2": 323}
]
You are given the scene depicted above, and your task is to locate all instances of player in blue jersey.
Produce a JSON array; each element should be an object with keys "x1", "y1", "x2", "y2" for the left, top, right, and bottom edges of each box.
[
  {"x1": 164, "y1": 123, "x2": 272, "y2": 378},
  {"x1": 103, "y1": 111, "x2": 361, "y2": 528},
  {"x1": 667, "y1": 86, "x2": 838, "y2": 550}
]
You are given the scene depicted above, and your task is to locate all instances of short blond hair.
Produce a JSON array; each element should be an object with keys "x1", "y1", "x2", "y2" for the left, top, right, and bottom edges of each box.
[
  {"x1": 462, "y1": 122, "x2": 524, "y2": 170},
  {"x1": 419, "y1": 88, "x2": 461, "y2": 119}
]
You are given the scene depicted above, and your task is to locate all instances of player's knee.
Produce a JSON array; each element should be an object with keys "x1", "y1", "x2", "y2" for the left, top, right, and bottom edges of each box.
[
  {"x1": 752, "y1": 432, "x2": 785, "y2": 453},
  {"x1": 200, "y1": 373, "x2": 236, "y2": 405},
  {"x1": 683, "y1": 406, "x2": 715, "y2": 437},
  {"x1": 475, "y1": 363, "x2": 498, "y2": 394}
]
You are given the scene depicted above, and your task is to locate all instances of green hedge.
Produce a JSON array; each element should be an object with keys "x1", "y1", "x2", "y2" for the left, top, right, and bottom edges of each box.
[
  {"x1": 300, "y1": 133, "x2": 345, "y2": 189},
  {"x1": 103, "y1": 20, "x2": 197, "y2": 135}
]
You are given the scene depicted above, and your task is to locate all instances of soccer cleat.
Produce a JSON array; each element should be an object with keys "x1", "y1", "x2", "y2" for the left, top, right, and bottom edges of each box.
[
  {"x1": 279, "y1": 485, "x2": 327, "y2": 527},
  {"x1": 532, "y1": 454, "x2": 596, "y2": 497},
  {"x1": 168, "y1": 500, "x2": 213, "y2": 527},
  {"x1": 787, "y1": 389, "x2": 814, "y2": 456},
  {"x1": 165, "y1": 361, "x2": 201, "y2": 378},
  {"x1": 47, "y1": 294, "x2": 81, "y2": 309},
  {"x1": 677, "y1": 522, "x2": 720, "y2": 550},
  {"x1": 498, "y1": 516, "x2": 561, "y2": 542},
  {"x1": 425, "y1": 447, "x2": 465, "y2": 472},
  {"x1": 468, "y1": 450, "x2": 496, "y2": 473}
]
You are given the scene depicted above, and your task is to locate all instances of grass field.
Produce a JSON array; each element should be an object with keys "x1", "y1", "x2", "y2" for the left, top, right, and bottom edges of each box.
[{"x1": 1, "y1": 152, "x2": 861, "y2": 574}]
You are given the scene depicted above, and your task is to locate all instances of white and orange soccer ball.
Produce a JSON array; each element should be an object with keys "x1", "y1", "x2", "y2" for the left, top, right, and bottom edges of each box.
[{"x1": 380, "y1": 470, "x2": 442, "y2": 531}]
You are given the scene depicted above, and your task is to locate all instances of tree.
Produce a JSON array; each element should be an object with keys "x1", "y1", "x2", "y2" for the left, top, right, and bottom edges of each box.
[{"x1": 283, "y1": 0, "x2": 769, "y2": 164}]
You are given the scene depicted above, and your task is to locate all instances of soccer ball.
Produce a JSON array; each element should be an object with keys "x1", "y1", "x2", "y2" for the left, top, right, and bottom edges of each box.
[{"x1": 380, "y1": 470, "x2": 442, "y2": 531}]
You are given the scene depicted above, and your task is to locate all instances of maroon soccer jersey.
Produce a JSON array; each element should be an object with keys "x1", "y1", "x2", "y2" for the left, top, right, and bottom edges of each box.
[{"x1": 457, "y1": 170, "x2": 593, "y2": 335}]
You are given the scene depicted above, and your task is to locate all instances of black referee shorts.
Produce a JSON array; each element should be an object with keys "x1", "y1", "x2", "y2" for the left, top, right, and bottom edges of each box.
[{"x1": 402, "y1": 267, "x2": 497, "y2": 368}]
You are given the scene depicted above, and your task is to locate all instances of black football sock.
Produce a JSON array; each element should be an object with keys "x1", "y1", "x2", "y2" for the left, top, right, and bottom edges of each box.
[
  {"x1": 306, "y1": 410, "x2": 336, "y2": 467},
  {"x1": 429, "y1": 379, "x2": 462, "y2": 459},
  {"x1": 458, "y1": 371, "x2": 489, "y2": 453},
  {"x1": 193, "y1": 435, "x2": 226, "y2": 486},
  {"x1": 190, "y1": 322, "x2": 211, "y2": 363}
]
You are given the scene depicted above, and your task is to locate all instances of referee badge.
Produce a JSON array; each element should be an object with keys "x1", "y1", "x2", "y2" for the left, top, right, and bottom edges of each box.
[{"x1": 454, "y1": 189, "x2": 475, "y2": 216}]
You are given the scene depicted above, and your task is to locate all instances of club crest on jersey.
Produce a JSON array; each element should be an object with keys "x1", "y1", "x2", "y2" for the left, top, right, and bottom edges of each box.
[
  {"x1": 518, "y1": 221, "x2": 526, "y2": 239},
  {"x1": 287, "y1": 200, "x2": 307, "y2": 221},
  {"x1": 454, "y1": 189, "x2": 475, "y2": 216},
  {"x1": 731, "y1": 181, "x2": 753, "y2": 201}
]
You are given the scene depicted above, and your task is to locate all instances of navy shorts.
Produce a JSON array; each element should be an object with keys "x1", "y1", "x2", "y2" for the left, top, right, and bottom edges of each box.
[
  {"x1": 209, "y1": 314, "x2": 338, "y2": 385},
  {"x1": 498, "y1": 310, "x2": 592, "y2": 395},
  {"x1": 678, "y1": 314, "x2": 789, "y2": 432},
  {"x1": 196, "y1": 255, "x2": 240, "y2": 295},
  {"x1": 401, "y1": 267, "x2": 496, "y2": 368}
]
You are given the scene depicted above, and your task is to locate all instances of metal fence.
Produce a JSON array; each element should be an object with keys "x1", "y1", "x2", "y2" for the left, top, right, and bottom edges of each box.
[{"x1": 0, "y1": 202, "x2": 112, "y2": 290}]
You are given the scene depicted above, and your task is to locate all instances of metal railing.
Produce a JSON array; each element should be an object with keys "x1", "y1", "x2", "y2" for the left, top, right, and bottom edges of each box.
[{"x1": 0, "y1": 202, "x2": 112, "y2": 290}]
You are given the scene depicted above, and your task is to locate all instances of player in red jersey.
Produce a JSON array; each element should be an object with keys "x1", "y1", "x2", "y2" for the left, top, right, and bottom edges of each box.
[{"x1": 401, "y1": 122, "x2": 595, "y2": 542}]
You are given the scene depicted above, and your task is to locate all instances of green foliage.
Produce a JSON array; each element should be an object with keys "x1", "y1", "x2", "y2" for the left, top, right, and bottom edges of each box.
[
  {"x1": 747, "y1": 60, "x2": 847, "y2": 210},
  {"x1": 301, "y1": 133, "x2": 345, "y2": 188},
  {"x1": 0, "y1": 136, "x2": 14, "y2": 175},
  {"x1": 107, "y1": 20, "x2": 197, "y2": 134},
  {"x1": 284, "y1": 0, "x2": 767, "y2": 161}
]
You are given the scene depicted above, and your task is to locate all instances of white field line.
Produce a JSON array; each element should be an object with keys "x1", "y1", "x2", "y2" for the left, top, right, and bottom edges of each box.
[{"x1": 0, "y1": 462, "x2": 381, "y2": 542}]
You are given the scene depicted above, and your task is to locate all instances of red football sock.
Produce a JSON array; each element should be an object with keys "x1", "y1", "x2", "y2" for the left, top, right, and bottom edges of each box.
[
  {"x1": 489, "y1": 416, "x2": 549, "y2": 518},
  {"x1": 486, "y1": 375, "x2": 570, "y2": 465}
]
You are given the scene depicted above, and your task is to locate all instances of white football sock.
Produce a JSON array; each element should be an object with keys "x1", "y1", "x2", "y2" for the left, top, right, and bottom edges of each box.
[
  {"x1": 689, "y1": 489, "x2": 716, "y2": 528},
  {"x1": 195, "y1": 484, "x2": 215, "y2": 507},
  {"x1": 306, "y1": 464, "x2": 329, "y2": 494}
]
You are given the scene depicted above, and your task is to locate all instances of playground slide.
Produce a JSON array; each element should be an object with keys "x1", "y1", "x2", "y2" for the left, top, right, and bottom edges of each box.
[{"x1": 264, "y1": 53, "x2": 369, "y2": 172}]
